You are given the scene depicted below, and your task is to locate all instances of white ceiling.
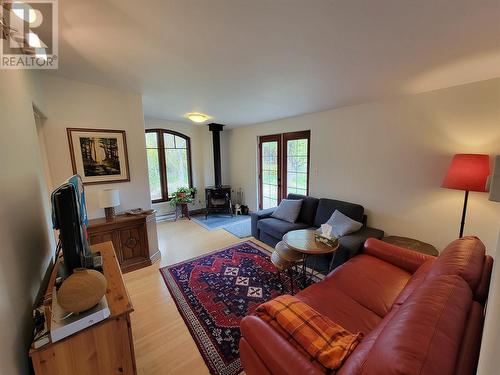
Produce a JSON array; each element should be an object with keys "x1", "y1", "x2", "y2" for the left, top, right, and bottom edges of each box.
[{"x1": 50, "y1": 0, "x2": 500, "y2": 126}]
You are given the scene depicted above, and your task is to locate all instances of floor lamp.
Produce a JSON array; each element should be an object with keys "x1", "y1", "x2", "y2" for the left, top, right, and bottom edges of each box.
[{"x1": 442, "y1": 154, "x2": 490, "y2": 238}]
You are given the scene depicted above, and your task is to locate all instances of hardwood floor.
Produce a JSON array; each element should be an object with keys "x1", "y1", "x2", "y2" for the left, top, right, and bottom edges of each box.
[{"x1": 123, "y1": 218, "x2": 270, "y2": 375}]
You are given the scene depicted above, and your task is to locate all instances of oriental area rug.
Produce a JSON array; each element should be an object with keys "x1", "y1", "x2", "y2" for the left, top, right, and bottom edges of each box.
[{"x1": 160, "y1": 240, "x2": 298, "y2": 375}]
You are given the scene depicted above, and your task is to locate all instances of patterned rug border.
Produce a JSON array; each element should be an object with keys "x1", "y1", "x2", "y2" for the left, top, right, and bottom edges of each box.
[{"x1": 159, "y1": 240, "x2": 272, "y2": 375}]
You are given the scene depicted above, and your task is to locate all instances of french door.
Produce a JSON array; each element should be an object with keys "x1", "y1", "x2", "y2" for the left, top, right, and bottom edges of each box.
[{"x1": 258, "y1": 130, "x2": 310, "y2": 209}]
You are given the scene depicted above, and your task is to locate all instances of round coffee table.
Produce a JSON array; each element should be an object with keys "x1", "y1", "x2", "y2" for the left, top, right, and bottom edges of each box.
[{"x1": 283, "y1": 229, "x2": 339, "y2": 284}]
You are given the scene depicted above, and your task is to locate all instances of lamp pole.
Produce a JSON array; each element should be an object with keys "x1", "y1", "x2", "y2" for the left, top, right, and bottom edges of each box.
[{"x1": 459, "y1": 190, "x2": 469, "y2": 238}]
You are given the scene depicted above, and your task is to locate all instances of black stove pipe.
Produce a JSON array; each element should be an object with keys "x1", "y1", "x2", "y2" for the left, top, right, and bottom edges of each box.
[{"x1": 208, "y1": 123, "x2": 225, "y2": 187}]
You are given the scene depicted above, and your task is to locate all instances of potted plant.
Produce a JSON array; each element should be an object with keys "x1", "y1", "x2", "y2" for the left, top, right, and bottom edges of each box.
[{"x1": 169, "y1": 187, "x2": 197, "y2": 206}]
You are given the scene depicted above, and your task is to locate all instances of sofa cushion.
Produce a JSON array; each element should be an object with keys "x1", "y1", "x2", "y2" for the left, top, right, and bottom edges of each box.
[
  {"x1": 271, "y1": 199, "x2": 303, "y2": 223},
  {"x1": 325, "y1": 210, "x2": 363, "y2": 237},
  {"x1": 338, "y1": 305, "x2": 401, "y2": 375},
  {"x1": 313, "y1": 198, "x2": 364, "y2": 228},
  {"x1": 257, "y1": 218, "x2": 309, "y2": 240},
  {"x1": 240, "y1": 316, "x2": 325, "y2": 375},
  {"x1": 361, "y1": 275, "x2": 471, "y2": 375},
  {"x1": 296, "y1": 281, "x2": 382, "y2": 335},
  {"x1": 427, "y1": 236, "x2": 486, "y2": 291},
  {"x1": 287, "y1": 193, "x2": 319, "y2": 226},
  {"x1": 324, "y1": 254, "x2": 412, "y2": 317},
  {"x1": 255, "y1": 295, "x2": 363, "y2": 372}
]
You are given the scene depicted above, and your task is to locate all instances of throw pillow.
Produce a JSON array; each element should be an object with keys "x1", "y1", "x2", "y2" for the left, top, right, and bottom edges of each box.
[
  {"x1": 271, "y1": 199, "x2": 303, "y2": 223},
  {"x1": 326, "y1": 209, "x2": 363, "y2": 237},
  {"x1": 256, "y1": 294, "x2": 363, "y2": 371}
]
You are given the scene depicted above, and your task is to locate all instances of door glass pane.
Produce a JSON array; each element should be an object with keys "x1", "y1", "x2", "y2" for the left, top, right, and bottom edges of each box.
[
  {"x1": 146, "y1": 148, "x2": 162, "y2": 200},
  {"x1": 286, "y1": 138, "x2": 308, "y2": 196},
  {"x1": 261, "y1": 140, "x2": 279, "y2": 209},
  {"x1": 165, "y1": 148, "x2": 189, "y2": 193}
]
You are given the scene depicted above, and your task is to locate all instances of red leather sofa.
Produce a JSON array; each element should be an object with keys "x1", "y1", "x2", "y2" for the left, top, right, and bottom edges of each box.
[{"x1": 240, "y1": 236, "x2": 493, "y2": 375}]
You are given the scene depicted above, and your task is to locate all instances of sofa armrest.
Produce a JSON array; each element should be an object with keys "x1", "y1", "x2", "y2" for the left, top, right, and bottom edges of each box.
[
  {"x1": 328, "y1": 227, "x2": 385, "y2": 271},
  {"x1": 338, "y1": 226, "x2": 385, "y2": 257},
  {"x1": 240, "y1": 316, "x2": 323, "y2": 375},
  {"x1": 251, "y1": 208, "x2": 275, "y2": 238},
  {"x1": 363, "y1": 238, "x2": 435, "y2": 274}
]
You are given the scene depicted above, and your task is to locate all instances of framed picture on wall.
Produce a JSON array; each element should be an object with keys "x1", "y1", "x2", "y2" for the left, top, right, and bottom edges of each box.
[{"x1": 67, "y1": 128, "x2": 130, "y2": 185}]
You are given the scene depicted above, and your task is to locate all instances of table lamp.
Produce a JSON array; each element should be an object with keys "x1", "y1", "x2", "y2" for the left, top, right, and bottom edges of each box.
[
  {"x1": 98, "y1": 189, "x2": 120, "y2": 220},
  {"x1": 442, "y1": 154, "x2": 490, "y2": 237}
]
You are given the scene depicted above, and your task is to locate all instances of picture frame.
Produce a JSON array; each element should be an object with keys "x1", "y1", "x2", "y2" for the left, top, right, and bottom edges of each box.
[{"x1": 67, "y1": 128, "x2": 130, "y2": 185}]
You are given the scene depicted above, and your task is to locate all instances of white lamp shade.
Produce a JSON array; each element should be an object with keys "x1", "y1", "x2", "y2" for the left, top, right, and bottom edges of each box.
[
  {"x1": 489, "y1": 155, "x2": 500, "y2": 202},
  {"x1": 98, "y1": 189, "x2": 120, "y2": 208}
]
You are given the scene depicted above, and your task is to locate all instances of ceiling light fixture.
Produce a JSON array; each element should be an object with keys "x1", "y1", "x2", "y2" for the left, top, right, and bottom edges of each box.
[{"x1": 186, "y1": 112, "x2": 209, "y2": 123}]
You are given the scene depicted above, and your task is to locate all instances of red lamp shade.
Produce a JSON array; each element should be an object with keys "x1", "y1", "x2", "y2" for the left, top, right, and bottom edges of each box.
[{"x1": 442, "y1": 154, "x2": 490, "y2": 192}]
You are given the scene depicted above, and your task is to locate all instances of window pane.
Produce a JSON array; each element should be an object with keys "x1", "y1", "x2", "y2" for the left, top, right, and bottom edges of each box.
[
  {"x1": 146, "y1": 148, "x2": 162, "y2": 200},
  {"x1": 175, "y1": 136, "x2": 187, "y2": 149},
  {"x1": 296, "y1": 173, "x2": 307, "y2": 189},
  {"x1": 145, "y1": 132, "x2": 158, "y2": 148},
  {"x1": 164, "y1": 133, "x2": 175, "y2": 148},
  {"x1": 286, "y1": 138, "x2": 308, "y2": 195},
  {"x1": 166, "y1": 148, "x2": 189, "y2": 193},
  {"x1": 263, "y1": 196, "x2": 278, "y2": 209}
]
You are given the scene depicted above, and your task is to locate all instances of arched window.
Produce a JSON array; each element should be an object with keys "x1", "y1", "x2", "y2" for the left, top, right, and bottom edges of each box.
[{"x1": 145, "y1": 129, "x2": 193, "y2": 202}]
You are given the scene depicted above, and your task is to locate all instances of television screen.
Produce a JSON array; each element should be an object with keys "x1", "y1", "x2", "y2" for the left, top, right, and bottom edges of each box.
[{"x1": 51, "y1": 174, "x2": 91, "y2": 275}]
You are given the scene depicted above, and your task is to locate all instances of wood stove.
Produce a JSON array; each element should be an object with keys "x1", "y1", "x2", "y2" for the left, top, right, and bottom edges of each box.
[
  {"x1": 205, "y1": 123, "x2": 232, "y2": 217},
  {"x1": 205, "y1": 185, "x2": 232, "y2": 218}
]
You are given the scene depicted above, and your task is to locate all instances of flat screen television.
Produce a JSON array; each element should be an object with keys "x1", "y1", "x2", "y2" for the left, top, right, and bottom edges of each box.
[{"x1": 51, "y1": 174, "x2": 91, "y2": 276}]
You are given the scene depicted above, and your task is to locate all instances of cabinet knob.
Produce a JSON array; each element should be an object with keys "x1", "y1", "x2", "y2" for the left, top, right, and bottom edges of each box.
[{"x1": 125, "y1": 237, "x2": 138, "y2": 248}]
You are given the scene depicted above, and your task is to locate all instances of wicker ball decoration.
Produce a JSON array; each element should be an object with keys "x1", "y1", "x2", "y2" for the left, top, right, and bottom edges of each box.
[{"x1": 57, "y1": 268, "x2": 107, "y2": 313}]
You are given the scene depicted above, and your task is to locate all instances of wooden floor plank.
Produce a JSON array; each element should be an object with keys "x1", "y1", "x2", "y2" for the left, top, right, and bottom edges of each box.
[{"x1": 123, "y1": 218, "x2": 269, "y2": 375}]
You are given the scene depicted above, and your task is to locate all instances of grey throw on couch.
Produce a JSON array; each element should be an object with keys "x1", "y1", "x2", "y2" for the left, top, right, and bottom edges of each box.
[{"x1": 251, "y1": 194, "x2": 384, "y2": 273}]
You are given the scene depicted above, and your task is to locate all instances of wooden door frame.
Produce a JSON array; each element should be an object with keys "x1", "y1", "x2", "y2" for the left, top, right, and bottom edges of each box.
[
  {"x1": 282, "y1": 130, "x2": 311, "y2": 197},
  {"x1": 258, "y1": 134, "x2": 282, "y2": 209}
]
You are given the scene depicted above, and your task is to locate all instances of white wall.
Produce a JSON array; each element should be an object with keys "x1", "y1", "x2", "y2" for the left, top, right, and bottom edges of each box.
[
  {"x1": 478, "y1": 226, "x2": 500, "y2": 374},
  {"x1": 0, "y1": 71, "x2": 55, "y2": 374},
  {"x1": 145, "y1": 117, "x2": 231, "y2": 215},
  {"x1": 227, "y1": 78, "x2": 500, "y2": 253},
  {"x1": 35, "y1": 74, "x2": 151, "y2": 219}
]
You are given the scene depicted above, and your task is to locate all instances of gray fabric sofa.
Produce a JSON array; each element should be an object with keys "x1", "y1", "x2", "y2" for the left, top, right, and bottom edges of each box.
[{"x1": 251, "y1": 194, "x2": 384, "y2": 273}]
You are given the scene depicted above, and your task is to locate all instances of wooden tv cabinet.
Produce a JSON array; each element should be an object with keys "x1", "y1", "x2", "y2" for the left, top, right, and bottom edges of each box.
[
  {"x1": 87, "y1": 212, "x2": 160, "y2": 273},
  {"x1": 29, "y1": 242, "x2": 137, "y2": 375}
]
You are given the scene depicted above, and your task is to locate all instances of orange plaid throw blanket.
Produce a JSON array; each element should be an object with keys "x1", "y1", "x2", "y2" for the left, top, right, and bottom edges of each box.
[{"x1": 255, "y1": 295, "x2": 363, "y2": 371}]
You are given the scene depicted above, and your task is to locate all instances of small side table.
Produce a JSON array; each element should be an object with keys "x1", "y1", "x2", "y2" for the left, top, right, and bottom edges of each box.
[
  {"x1": 175, "y1": 202, "x2": 190, "y2": 221},
  {"x1": 382, "y1": 236, "x2": 439, "y2": 256},
  {"x1": 283, "y1": 229, "x2": 339, "y2": 286}
]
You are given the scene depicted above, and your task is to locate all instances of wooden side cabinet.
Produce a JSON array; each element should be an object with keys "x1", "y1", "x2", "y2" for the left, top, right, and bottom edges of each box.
[
  {"x1": 30, "y1": 242, "x2": 137, "y2": 375},
  {"x1": 87, "y1": 213, "x2": 161, "y2": 273}
]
